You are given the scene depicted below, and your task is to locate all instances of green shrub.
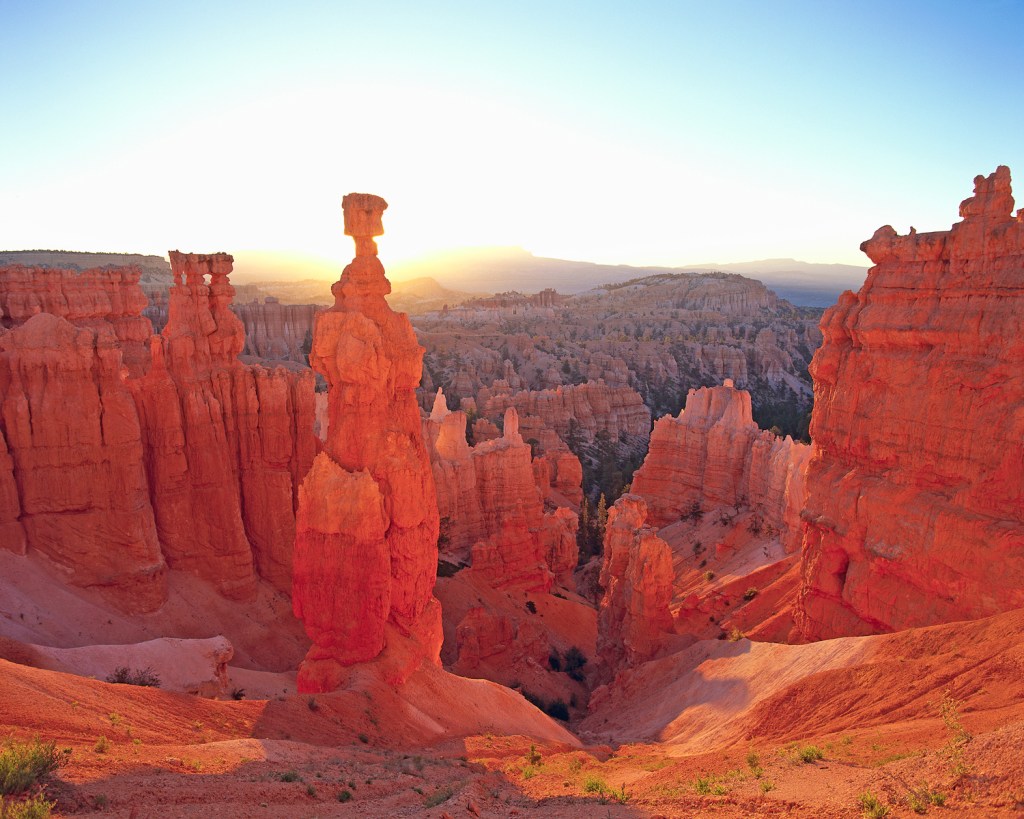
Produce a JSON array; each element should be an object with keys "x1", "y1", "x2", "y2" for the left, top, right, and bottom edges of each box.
[
  {"x1": 0, "y1": 791, "x2": 55, "y2": 819},
  {"x1": 336, "y1": 790, "x2": 352, "y2": 802},
  {"x1": 583, "y1": 776, "x2": 607, "y2": 794},
  {"x1": 423, "y1": 787, "x2": 454, "y2": 808},
  {"x1": 279, "y1": 770, "x2": 300, "y2": 782},
  {"x1": 858, "y1": 791, "x2": 889, "y2": 817},
  {"x1": 0, "y1": 739, "x2": 65, "y2": 796},
  {"x1": 799, "y1": 745, "x2": 824, "y2": 763},
  {"x1": 105, "y1": 666, "x2": 160, "y2": 687}
]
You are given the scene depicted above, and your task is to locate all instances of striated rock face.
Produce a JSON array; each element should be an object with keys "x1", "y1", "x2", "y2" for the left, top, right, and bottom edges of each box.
[
  {"x1": 797, "y1": 167, "x2": 1024, "y2": 638},
  {"x1": 632, "y1": 381, "x2": 810, "y2": 550},
  {"x1": 597, "y1": 495, "x2": 674, "y2": 671},
  {"x1": 0, "y1": 312, "x2": 166, "y2": 611},
  {"x1": 478, "y1": 380, "x2": 651, "y2": 446},
  {"x1": 233, "y1": 298, "x2": 320, "y2": 363},
  {"x1": 0, "y1": 264, "x2": 154, "y2": 377},
  {"x1": 0, "y1": 255, "x2": 317, "y2": 612},
  {"x1": 293, "y1": 194, "x2": 442, "y2": 692},
  {"x1": 132, "y1": 252, "x2": 317, "y2": 599},
  {"x1": 423, "y1": 390, "x2": 580, "y2": 590}
]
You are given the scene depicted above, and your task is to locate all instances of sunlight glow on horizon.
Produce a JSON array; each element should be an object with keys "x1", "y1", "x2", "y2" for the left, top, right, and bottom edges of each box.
[{"x1": 2, "y1": 2, "x2": 1022, "y2": 275}]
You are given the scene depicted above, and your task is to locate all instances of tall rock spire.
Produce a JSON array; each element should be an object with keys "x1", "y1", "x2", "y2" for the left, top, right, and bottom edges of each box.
[{"x1": 292, "y1": 194, "x2": 441, "y2": 692}]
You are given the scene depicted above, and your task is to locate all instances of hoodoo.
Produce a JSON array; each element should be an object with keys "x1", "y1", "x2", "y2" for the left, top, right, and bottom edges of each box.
[
  {"x1": 796, "y1": 166, "x2": 1024, "y2": 638},
  {"x1": 292, "y1": 194, "x2": 442, "y2": 692}
]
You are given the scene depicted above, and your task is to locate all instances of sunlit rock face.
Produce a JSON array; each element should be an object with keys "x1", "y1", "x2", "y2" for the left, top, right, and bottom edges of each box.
[
  {"x1": 422, "y1": 390, "x2": 581, "y2": 591},
  {"x1": 0, "y1": 257, "x2": 316, "y2": 611},
  {"x1": 597, "y1": 494, "x2": 674, "y2": 672},
  {"x1": 293, "y1": 194, "x2": 442, "y2": 692},
  {"x1": 797, "y1": 167, "x2": 1024, "y2": 639},
  {"x1": 133, "y1": 252, "x2": 317, "y2": 600},
  {"x1": 632, "y1": 380, "x2": 810, "y2": 552}
]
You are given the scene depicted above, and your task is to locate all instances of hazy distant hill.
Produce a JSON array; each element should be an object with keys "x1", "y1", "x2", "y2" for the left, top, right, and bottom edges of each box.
[
  {"x1": 390, "y1": 247, "x2": 867, "y2": 307},
  {"x1": 0, "y1": 250, "x2": 172, "y2": 286}
]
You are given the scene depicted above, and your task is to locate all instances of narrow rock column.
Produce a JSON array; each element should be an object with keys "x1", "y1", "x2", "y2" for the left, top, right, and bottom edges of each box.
[{"x1": 293, "y1": 194, "x2": 441, "y2": 692}]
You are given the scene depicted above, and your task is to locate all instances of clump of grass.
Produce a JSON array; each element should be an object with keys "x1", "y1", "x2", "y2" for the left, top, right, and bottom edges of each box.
[
  {"x1": 703, "y1": 570, "x2": 715, "y2": 582},
  {"x1": 940, "y1": 690, "x2": 972, "y2": 780},
  {"x1": 727, "y1": 627, "x2": 744, "y2": 642},
  {"x1": 279, "y1": 770, "x2": 301, "y2": 783},
  {"x1": 105, "y1": 666, "x2": 160, "y2": 687},
  {"x1": 0, "y1": 739, "x2": 66, "y2": 796},
  {"x1": 305, "y1": 784, "x2": 316, "y2": 797},
  {"x1": 337, "y1": 789, "x2": 352, "y2": 802},
  {"x1": 521, "y1": 765, "x2": 537, "y2": 780},
  {"x1": 907, "y1": 783, "x2": 945, "y2": 813},
  {"x1": 583, "y1": 775, "x2": 608, "y2": 794},
  {"x1": 743, "y1": 587, "x2": 758, "y2": 601},
  {"x1": 526, "y1": 744, "x2": 541, "y2": 766},
  {"x1": 423, "y1": 787, "x2": 454, "y2": 808},
  {"x1": 858, "y1": 790, "x2": 889, "y2": 817},
  {"x1": 746, "y1": 748, "x2": 763, "y2": 778},
  {"x1": 0, "y1": 791, "x2": 56, "y2": 818},
  {"x1": 93, "y1": 736, "x2": 109, "y2": 754},
  {"x1": 692, "y1": 774, "x2": 712, "y2": 795},
  {"x1": 760, "y1": 779, "x2": 775, "y2": 793},
  {"x1": 799, "y1": 745, "x2": 824, "y2": 763}
]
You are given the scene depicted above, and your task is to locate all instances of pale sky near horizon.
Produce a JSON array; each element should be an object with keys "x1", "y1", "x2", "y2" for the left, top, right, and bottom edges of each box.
[{"x1": 2, "y1": 0, "x2": 1022, "y2": 272}]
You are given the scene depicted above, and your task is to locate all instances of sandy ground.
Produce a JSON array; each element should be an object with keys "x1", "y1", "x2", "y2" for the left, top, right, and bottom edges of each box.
[{"x1": 2, "y1": 606, "x2": 1023, "y2": 816}]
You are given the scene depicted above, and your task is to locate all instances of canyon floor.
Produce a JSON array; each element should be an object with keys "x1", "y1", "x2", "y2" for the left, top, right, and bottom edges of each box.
[{"x1": 4, "y1": 608, "x2": 1024, "y2": 817}]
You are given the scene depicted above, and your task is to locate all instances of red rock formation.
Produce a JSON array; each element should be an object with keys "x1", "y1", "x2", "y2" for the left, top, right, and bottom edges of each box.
[
  {"x1": 797, "y1": 167, "x2": 1024, "y2": 638},
  {"x1": 597, "y1": 495, "x2": 674, "y2": 671},
  {"x1": 293, "y1": 194, "x2": 441, "y2": 692},
  {"x1": 632, "y1": 380, "x2": 809, "y2": 551},
  {"x1": 233, "y1": 297, "x2": 320, "y2": 363},
  {"x1": 0, "y1": 264, "x2": 153, "y2": 377},
  {"x1": 0, "y1": 313, "x2": 166, "y2": 611},
  {"x1": 478, "y1": 380, "x2": 651, "y2": 446},
  {"x1": 131, "y1": 252, "x2": 316, "y2": 599},
  {"x1": 423, "y1": 390, "x2": 581, "y2": 590}
]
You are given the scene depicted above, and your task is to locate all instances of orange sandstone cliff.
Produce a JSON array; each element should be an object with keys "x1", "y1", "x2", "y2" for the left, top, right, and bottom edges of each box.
[
  {"x1": 0, "y1": 258, "x2": 316, "y2": 611},
  {"x1": 796, "y1": 166, "x2": 1024, "y2": 638},
  {"x1": 632, "y1": 380, "x2": 809, "y2": 551},
  {"x1": 423, "y1": 388, "x2": 581, "y2": 591},
  {"x1": 292, "y1": 194, "x2": 441, "y2": 692}
]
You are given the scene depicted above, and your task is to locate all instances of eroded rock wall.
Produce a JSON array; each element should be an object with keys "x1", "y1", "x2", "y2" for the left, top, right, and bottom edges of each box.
[
  {"x1": 796, "y1": 167, "x2": 1024, "y2": 638},
  {"x1": 631, "y1": 380, "x2": 809, "y2": 550}
]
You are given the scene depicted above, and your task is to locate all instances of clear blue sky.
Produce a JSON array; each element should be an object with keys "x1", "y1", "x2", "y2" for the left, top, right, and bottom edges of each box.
[{"x1": 2, "y1": 0, "x2": 1022, "y2": 269}]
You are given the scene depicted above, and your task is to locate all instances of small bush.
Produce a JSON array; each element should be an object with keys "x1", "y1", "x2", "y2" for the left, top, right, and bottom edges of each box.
[
  {"x1": 423, "y1": 787, "x2": 454, "y2": 808},
  {"x1": 525, "y1": 600, "x2": 537, "y2": 614},
  {"x1": 526, "y1": 744, "x2": 541, "y2": 766},
  {"x1": 546, "y1": 699, "x2": 569, "y2": 721},
  {"x1": 760, "y1": 779, "x2": 776, "y2": 793},
  {"x1": 692, "y1": 774, "x2": 712, "y2": 795},
  {"x1": 798, "y1": 745, "x2": 824, "y2": 763},
  {"x1": 858, "y1": 791, "x2": 889, "y2": 817},
  {"x1": 105, "y1": 666, "x2": 161, "y2": 687},
  {"x1": 93, "y1": 736, "x2": 109, "y2": 755},
  {"x1": 337, "y1": 789, "x2": 352, "y2": 802},
  {"x1": 0, "y1": 791, "x2": 55, "y2": 819},
  {"x1": 279, "y1": 771, "x2": 300, "y2": 783},
  {"x1": 583, "y1": 776, "x2": 607, "y2": 794},
  {"x1": 548, "y1": 652, "x2": 562, "y2": 672},
  {"x1": 436, "y1": 559, "x2": 463, "y2": 578},
  {"x1": 746, "y1": 749, "x2": 762, "y2": 778},
  {"x1": 306, "y1": 696, "x2": 319, "y2": 712},
  {"x1": 357, "y1": 733, "x2": 369, "y2": 744},
  {"x1": 743, "y1": 587, "x2": 758, "y2": 601},
  {"x1": 0, "y1": 739, "x2": 66, "y2": 796},
  {"x1": 305, "y1": 784, "x2": 316, "y2": 797},
  {"x1": 727, "y1": 627, "x2": 744, "y2": 642},
  {"x1": 230, "y1": 687, "x2": 246, "y2": 701}
]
